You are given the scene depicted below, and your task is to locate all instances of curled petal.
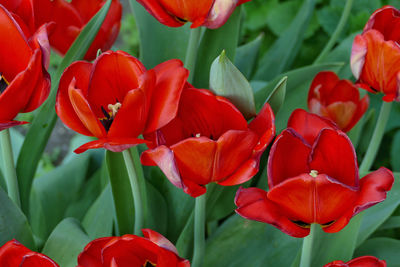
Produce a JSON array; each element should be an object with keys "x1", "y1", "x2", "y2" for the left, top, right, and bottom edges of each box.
[
  {"x1": 142, "y1": 229, "x2": 178, "y2": 255},
  {"x1": 202, "y1": 0, "x2": 238, "y2": 29},
  {"x1": 351, "y1": 34, "x2": 367, "y2": 80},
  {"x1": 135, "y1": 0, "x2": 184, "y2": 27},
  {"x1": 235, "y1": 187, "x2": 310, "y2": 238}
]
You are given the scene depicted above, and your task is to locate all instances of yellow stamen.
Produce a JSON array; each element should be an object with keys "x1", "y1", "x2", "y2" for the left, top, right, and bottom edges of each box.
[
  {"x1": 108, "y1": 102, "x2": 121, "y2": 117},
  {"x1": 309, "y1": 170, "x2": 318, "y2": 178}
]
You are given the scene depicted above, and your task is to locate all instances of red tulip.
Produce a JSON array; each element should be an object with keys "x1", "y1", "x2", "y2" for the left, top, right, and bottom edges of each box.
[
  {"x1": 56, "y1": 50, "x2": 189, "y2": 154},
  {"x1": 77, "y1": 229, "x2": 190, "y2": 267},
  {"x1": 32, "y1": 0, "x2": 122, "y2": 60},
  {"x1": 0, "y1": 0, "x2": 35, "y2": 33},
  {"x1": 308, "y1": 71, "x2": 369, "y2": 132},
  {"x1": 0, "y1": 240, "x2": 58, "y2": 266},
  {"x1": 351, "y1": 5, "x2": 400, "y2": 102},
  {"x1": 324, "y1": 256, "x2": 386, "y2": 267},
  {"x1": 141, "y1": 87, "x2": 275, "y2": 197},
  {"x1": 235, "y1": 109, "x2": 394, "y2": 238},
  {"x1": 136, "y1": 0, "x2": 250, "y2": 29},
  {"x1": 0, "y1": 4, "x2": 51, "y2": 131}
]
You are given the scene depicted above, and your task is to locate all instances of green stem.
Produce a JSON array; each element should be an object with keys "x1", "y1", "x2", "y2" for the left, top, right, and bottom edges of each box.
[
  {"x1": 0, "y1": 129, "x2": 20, "y2": 207},
  {"x1": 192, "y1": 193, "x2": 207, "y2": 267},
  {"x1": 122, "y1": 149, "x2": 143, "y2": 235},
  {"x1": 300, "y1": 224, "x2": 317, "y2": 267},
  {"x1": 185, "y1": 27, "x2": 202, "y2": 83},
  {"x1": 314, "y1": 0, "x2": 354, "y2": 64},
  {"x1": 359, "y1": 101, "x2": 392, "y2": 173}
]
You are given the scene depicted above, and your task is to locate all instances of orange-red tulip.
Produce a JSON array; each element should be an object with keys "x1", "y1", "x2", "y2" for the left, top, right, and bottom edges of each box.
[{"x1": 324, "y1": 256, "x2": 386, "y2": 267}]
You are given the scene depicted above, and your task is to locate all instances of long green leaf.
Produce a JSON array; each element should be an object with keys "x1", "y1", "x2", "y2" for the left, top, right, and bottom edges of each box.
[
  {"x1": 355, "y1": 238, "x2": 400, "y2": 267},
  {"x1": 16, "y1": 0, "x2": 112, "y2": 215},
  {"x1": 253, "y1": 0, "x2": 316, "y2": 80},
  {"x1": 0, "y1": 187, "x2": 35, "y2": 249},
  {"x1": 42, "y1": 218, "x2": 91, "y2": 267},
  {"x1": 193, "y1": 7, "x2": 242, "y2": 88}
]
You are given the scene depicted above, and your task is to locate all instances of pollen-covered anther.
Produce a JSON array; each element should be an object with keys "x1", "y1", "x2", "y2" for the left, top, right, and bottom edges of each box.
[
  {"x1": 309, "y1": 170, "x2": 318, "y2": 178},
  {"x1": 108, "y1": 102, "x2": 121, "y2": 117}
]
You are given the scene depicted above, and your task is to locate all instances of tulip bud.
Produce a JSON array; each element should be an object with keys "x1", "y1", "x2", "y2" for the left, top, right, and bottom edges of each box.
[{"x1": 210, "y1": 50, "x2": 256, "y2": 119}]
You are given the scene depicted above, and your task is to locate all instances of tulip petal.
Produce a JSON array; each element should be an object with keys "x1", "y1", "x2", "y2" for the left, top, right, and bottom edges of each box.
[
  {"x1": 267, "y1": 129, "x2": 311, "y2": 187},
  {"x1": 142, "y1": 229, "x2": 179, "y2": 255},
  {"x1": 310, "y1": 129, "x2": 358, "y2": 187},
  {"x1": 108, "y1": 70, "x2": 156, "y2": 139},
  {"x1": 325, "y1": 101, "x2": 357, "y2": 131},
  {"x1": 248, "y1": 102, "x2": 275, "y2": 141},
  {"x1": 213, "y1": 129, "x2": 258, "y2": 181},
  {"x1": 144, "y1": 59, "x2": 189, "y2": 133},
  {"x1": 21, "y1": 254, "x2": 58, "y2": 267},
  {"x1": 0, "y1": 4, "x2": 32, "y2": 81},
  {"x1": 135, "y1": 0, "x2": 183, "y2": 27},
  {"x1": 203, "y1": 0, "x2": 238, "y2": 29},
  {"x1": 268, "y1": 174, "x2": 358, "y2": 225},
  {"x1": 351, "y1": 34, "x2": 367, "y2": 80},
  {"x1": 0, "y1": 240, "x2": 31, "y2": 266},
  {"x1": 344, "y1": 94, "x2": 369, "y2": 133},
  {"x1": 217, "y1": 158, "x2": 258, "y2": 186},
  {"x1": 87, "y1": 51, "x2": 146, "y2": 118},
  {"x1": 0, "y1": 121, "x2": 28, "y2": 131},
  {"x1": 141, "y1": 145, "x2": 206, "y2": 197},
  {"x1": 56, "y1": 61, "x2": 93, "y2": 136},
  {"x1": 157, "y1": 0, "x2": 213, "y2": 25},
  {"x1": 235, "y1": 187, "x2": 310, "y2": 238},
  {"x1": 287, "y1": 109, "x2": 338, "y2": 145},
  {"x1": 364, "y1": 5, "x2": 400, "y2": 42},
  {"x1": 308, "y1": 71, "x2": 340, "y2": 106},
  {"x1": 69, "y1": 80, "x2": 106, "y2": 139},
  {"x1": 77, "y1": 237, "x2": 114, "y2": 267}
]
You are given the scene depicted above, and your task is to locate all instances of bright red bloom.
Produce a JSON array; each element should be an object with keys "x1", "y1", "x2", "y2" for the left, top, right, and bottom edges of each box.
[
  {"x1": 32, "y1": 0, "x2": 122, "y2": 60},
  {"x1": 0, "y1": 239, "x2": 58, "y2": 266},
  {"x1": 235, "y1": 109, "x2": 394, "y2": 238},
  {"x1": 55, "y1": 50, "x2": 189, "y2": 153},
  {"x1": 136, "y1": 0, "x2": 250, "y2": 29},
  {"x1": 141, "y1": 87, "x2": 275, "y2": 197},
  {"x1": 351, "y1": 5, "x2": 400, "y2": 102},
  {"x1": 308, "y1": 71, "x2": 369, "y2": 132},
  {"x1": 77, "y1": 229, "x2": 190, "y2": 267},
  {"x1": 324, "y1": 256, "x2": 386, "y2": 267},
  {"x1": 0, "y1": 4, "x2": 51, "y2": 131}
]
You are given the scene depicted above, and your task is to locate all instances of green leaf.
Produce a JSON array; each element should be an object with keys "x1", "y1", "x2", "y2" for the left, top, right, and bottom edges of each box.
[
  {"x1": 204, "y1": 215, "x2": 301, "y2": 266},
  {"x1": 82, "y1": 184, "x2": 115, "y2": 239},
  {"x1": 42, "y1": 218, "x2": 91, "y2": 267},
  {"x1": 355, "y1": 238, "x2": 400, "y2": 267},
  {"x1": 235, "y1": 34, "x2": 264, "y2": 79},
  {"x1": 253, "y1": 0, "x2": 316, "y2": 80},
  {"x1": 378, "y1": 216, "x2": 400, "y2": 231},
  {"x1": 265, "y1": 76, "x2": 287, "y2": 114},
  {"x1": 16, "y1": 0, "x2": 112, "y2": 215},
  {"x1": 29, "y1": 155, "x2": 91, "y2": 241},
  {"x1": 0, "y1": 187, "x2": 35, "y2": 249},
  {"x1": 175, "y1": 211, "x2": 194, "y2": 260},
  {"x1": 391, "y1": 131, "x2": 400, "y2": 172},
  {"x1": 209, "y1": 50, "x2": 256, "y2": 119},
  {"x1": 193, "y1": 7, "x2": 242, "y2": 88},
  {"x1": 129, "y1": 0, "x2": 189, "y2": 68}
]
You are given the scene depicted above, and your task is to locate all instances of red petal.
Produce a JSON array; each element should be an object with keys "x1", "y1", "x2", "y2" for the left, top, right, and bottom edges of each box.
[
  {"x1": 327, "y1": 80, "x2": 360, "y2": 104},
  {"x1": 364, "y1": 5, "x2": 400, "y2": 42},
  {"x1": 77, "y1": 236, "x2": 116, "y2": 267},
  {"x1": 20, "y1": 254, "x2": 59, "y2": 267},
  {"x1": 310, "y1": 129, "x2": 358, "y2": 187},
  {"x1": 135, "y1": 0, "x2": 183, "y2": 27},
  {"x1": 202, "y1": 0, "x2": 237, "y2": 29},
  {"x1": 358, "y1": 30, "x2": 400, "y2": 101},
  {"x1": 69, "y1": 80, "x2": 106, "y2": 138},
  {"x1": 142, "y1": 229, "x2": 179, "y2": 255},
  {"x1": 325, "y1": 101, "x2": 357, "y2": 131},
  {"x1": 141, "y1": 145, "x2": 206, "y2": 197},
  {"x1": 343, "y1": 94, "x2": 369, "y2": 132},
  {"x1": 108, "y1": 70, "x2": 156, "y2": 139},
  {"x1": 56, "y1": 61, "x2": 93, "y2": 136},
  {"x1": 156, "y1": 0, "x2": 213, "y2": 24},
  {"x1": 144, "y1": 59, "x2": 189, "y2": 133},
  {"x1": 0, "y1": 4, "x2": 31, "y2": 81},
  {"x1": 102, "y1": 137, "x2": 149, "y2": 152},
  {"x1": 351, "y1": 34, "x2": 367, "y2": 80},
  {"x1": 308, "y1": 71, "x2": 340, "y2": 106},
  {"x1": 324, "y1": 256, "x2": 386, "y2": 267},
  {"x1": 0, "y1": 240, "x2": 31, "y2": 266},
  {"x1": 170, "y1": 137, "x2": 216, "y2": 185},
  {"x1": 248, "y1": 102, "x2": 275, "y2": 141},
  {"x1": 268, "y1": 173, "x2": 358, "y2": 225},
  {"x1": 0, "y1": 121, "x2": 28, "y2": 131},
  {"x1": 87, "y1": 51, "x2": 146, "y2": 118},
  {"x1": 267, "y1": 129, "x2": 311, "y2": 187},
  {"x1": 213, "y1": 130, "x2": 258, "y2": 181},
  {"x1": 74, "y1": 139, "x2": 106, "y2": 154},
  {"x1": 235, "y1": 187, "x2": 310, "y2": 238},
  {"x1": 287, "y1": 109, "x2": 338, "y2": 145}
]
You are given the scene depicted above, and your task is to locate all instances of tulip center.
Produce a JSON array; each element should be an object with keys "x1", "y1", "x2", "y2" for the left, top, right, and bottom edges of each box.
[
  {"x1": 309, "y1": 170, "x2": 318, "y2": 178},
  {"x1": 100, "y1": 102, "x2": 121, "y2": 132},
  {"x1": 190, "y1": 132, "x2": 215, "y2": 140},
  {"x1": 0, "y1": 73, "x2": 9, "y2": 94},
  {"x1": 143, "y1": 261, "x2": 156, "y2": 267}
]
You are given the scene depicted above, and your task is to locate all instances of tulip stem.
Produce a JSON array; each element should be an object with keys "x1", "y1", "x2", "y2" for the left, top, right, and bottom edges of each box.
[
  {"x1": 300, "y1": 223, "x2": 317, "y2": 267},
  {"x1": 185, "y1": 27, "x2": 202, "y2": 83},
  {"x1": 122, "y1": 149, "x2": 143, "y2": 235},
  {"x1": 314, "y1": 0, "x2": 354, "y2": 64},
  {"x1": 192, "y1": 192, "x2": 207, "y2": 267},
  {"x1": 0, "y1": 129, "x2": 20, "y2": 207},
  {"x1": 359, "y1": 101, "x2": 392, "y2": 173}
]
